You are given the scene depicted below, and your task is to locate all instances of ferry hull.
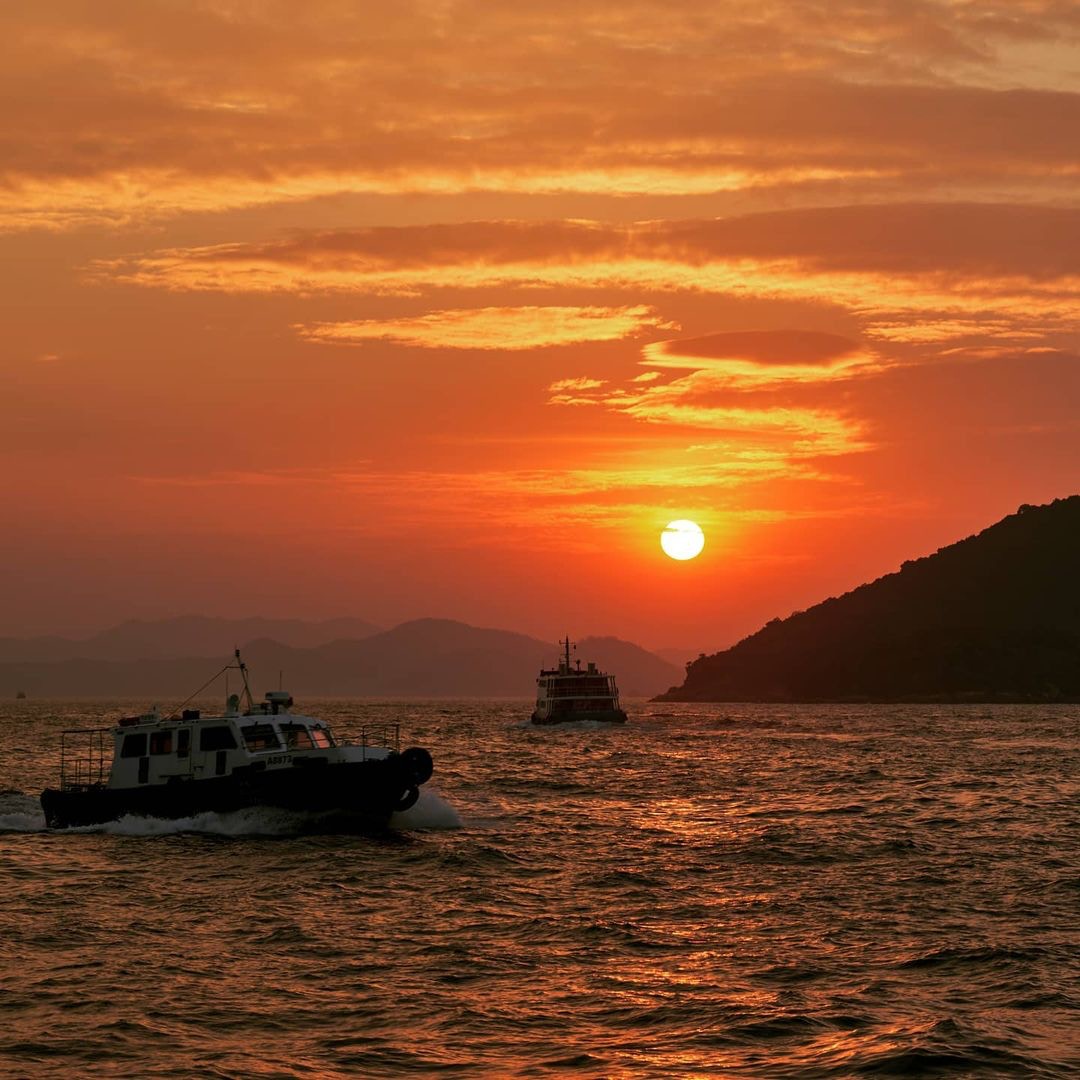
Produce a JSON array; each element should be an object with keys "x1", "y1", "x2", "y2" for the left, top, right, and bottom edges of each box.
[
  {"x1": 40, "y1": 753, "x2": 430, "y2": 830},
  {"x1": 530, "y1": 709, "x2": 627, "y2": 725}
]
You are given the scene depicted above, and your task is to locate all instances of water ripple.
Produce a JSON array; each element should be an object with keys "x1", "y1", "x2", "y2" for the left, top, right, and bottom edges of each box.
[{"x1": 0, "y1": 701, "x2": 1077, "y2": 1077}]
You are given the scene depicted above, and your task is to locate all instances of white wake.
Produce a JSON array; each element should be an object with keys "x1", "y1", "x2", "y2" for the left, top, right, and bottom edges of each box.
[{"x1": 0, "y1": 787, "x2": 462, "y2": 836}]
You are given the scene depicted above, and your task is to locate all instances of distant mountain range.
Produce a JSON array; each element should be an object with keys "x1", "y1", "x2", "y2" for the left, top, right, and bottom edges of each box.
[
  {"x1": 0, "y1": 617, "x2": 680, "y2": 699},
  {"x1": 657, "y1": 496, "x2": 1080, "y2": 703},
  {"x1": 0, "y1": 615, "x2": 382, "y2": 664}
]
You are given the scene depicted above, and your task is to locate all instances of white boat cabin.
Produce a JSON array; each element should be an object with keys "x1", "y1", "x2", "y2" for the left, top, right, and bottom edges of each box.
[{"x1": 100, "y1": 691, "x2": 389, "y2": 790}]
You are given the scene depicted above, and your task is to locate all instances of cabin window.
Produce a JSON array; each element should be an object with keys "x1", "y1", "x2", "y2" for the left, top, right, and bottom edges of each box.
[
  {"x1": 242, "y1": 724, "x2": 281, "y2": 752},
  {"x1": 121, "y1": 733, "x2": 147, "y2": 758},
  {"x1": 149, "y1": 731, "x2": 172, "y2": 755},
  {"x1": 177, "y1": 730, "x2": 190, "y2": 758},
  {"x1": 310, "y1": 728, "x2": 333, "y2": 749},
  {"x1": 279, "y1": 723, "x2": 314, "y2": 749},
  {"x1": 199, "y1": 726, "x2": 238, "y2": 752}
]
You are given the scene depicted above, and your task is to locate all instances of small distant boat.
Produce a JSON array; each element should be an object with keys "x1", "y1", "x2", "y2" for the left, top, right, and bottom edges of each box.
[
  {"x1": 15, "y1": 690, "x2": 26, "y2": 700},
  {"x1": 40, "y1": 651, "x2": 434, "y2": 830},
  {"x1": 531, "y1": 637, "x2": 628, "y2": 725}
]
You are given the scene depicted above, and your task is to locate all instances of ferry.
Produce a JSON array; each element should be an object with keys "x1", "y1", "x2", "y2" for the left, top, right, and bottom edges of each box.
[
  {"x1": 40, "y1": 652, "x2": 433, "y2": 830},
  {"x1": 531, "y1": 638, "x2": 628, "y2": 725}
]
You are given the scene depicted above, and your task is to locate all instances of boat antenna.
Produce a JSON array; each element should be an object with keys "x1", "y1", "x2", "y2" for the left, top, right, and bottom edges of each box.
[
  {"x1": 164, "y1": 657, "x2": 239, "y2": 719},
  {"x1": 235, "y1": 649, "x2": 255, "y2": 713}
]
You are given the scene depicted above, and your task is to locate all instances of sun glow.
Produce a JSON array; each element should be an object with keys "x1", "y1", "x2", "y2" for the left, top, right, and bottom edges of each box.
[{"x1": 661, "y1": 520, "x2": 705, "y2": 561}]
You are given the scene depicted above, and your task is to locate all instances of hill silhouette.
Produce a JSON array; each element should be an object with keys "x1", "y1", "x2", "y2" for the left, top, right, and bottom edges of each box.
[
  {"x1": 0, "y1": 618, "x2": 679, "y2": 699},
  {"x1": 0, "y1": 615, "x2": 382, "y2": 664},
  {"x1": 657, "y1": 496, "x2": 1080, "y2": 703}
]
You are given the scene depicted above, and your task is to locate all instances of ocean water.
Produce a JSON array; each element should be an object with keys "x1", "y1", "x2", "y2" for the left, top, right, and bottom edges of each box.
[{"x1": 1, "y1": 700, "x2": 1077, "y2": 1078}]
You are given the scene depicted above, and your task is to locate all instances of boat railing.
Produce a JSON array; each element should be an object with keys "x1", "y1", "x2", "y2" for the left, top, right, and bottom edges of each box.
[
  {"x1": 343, "y1": 722, "x2": 402, "y2": 757},
  {"x1": 546, "y1": 688, "x2": 618, "y2": 699},
  {"x1": 57, "y1": 728, "x2": 111, "y2": 790}
]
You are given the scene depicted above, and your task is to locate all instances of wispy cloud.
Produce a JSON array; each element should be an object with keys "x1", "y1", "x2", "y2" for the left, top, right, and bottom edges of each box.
[
  {"x1": 546, "y1": 329, "x2": 876, "y2": 460},
  {"x1": 547, "y1": 377, "x2": 610, "y2": 406},
  {"x1": 642, "y1": 330, "x2": 886, "y2": 387},
  {"x1": 615, "y1": 395, "x2": 869, "y2": 458},
  {"x1": 96, "y1": 205, "x2": 1080, "y2": 343},
  {"x1": 294, "y1": 305, "x2": 676, "y2": 350},
  {"x1": 548, "y1": 377, "x2": 608, "y2": 392}
]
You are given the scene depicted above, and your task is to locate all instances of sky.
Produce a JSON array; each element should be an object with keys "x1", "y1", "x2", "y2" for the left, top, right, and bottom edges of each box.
[{"x1": 2, "y1": 1, "x2": 1079, "y2": 652}]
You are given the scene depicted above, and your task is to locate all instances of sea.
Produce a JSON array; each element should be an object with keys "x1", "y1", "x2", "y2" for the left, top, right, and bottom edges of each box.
[{"x1": 1, "y1": 700, "x2": 1077, "y2": 1078}]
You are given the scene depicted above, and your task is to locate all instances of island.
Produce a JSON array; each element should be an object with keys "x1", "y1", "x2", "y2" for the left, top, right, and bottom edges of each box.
[{"x1": 656, "y1": 496, "x2": 1080, "y2": 703}]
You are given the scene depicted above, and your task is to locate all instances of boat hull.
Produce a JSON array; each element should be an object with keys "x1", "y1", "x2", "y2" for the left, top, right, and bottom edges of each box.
[
  {"x1": 40, "y1": 753, "x2": 429, "y2": 830},
  {"x1": 530, "y1": 709, "x2": 627, "y2": 725}
]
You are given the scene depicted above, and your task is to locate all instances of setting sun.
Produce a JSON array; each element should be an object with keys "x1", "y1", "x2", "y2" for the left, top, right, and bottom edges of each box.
[{"x1": 661, "y1": 520, "x2": 705, "y2": 561}]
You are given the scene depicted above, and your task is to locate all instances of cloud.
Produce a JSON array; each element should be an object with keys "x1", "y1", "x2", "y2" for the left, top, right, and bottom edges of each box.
[
  {"x1": 642, "y1": 330, "x2": 885, "y2": 387},
  {"x1": 547, "y1": 375, "x2": 611, "y2": 406},
  {"x1": 98, "y1": 204, "x2": 1080, "y2": 283},
  {"x1": 612, "y1": 387, "x2": 869, "y2": 457},
  {"x1": 294, "y1": 305, "x2": 676, "y2": 350},
  {"x1": 649, "y1": 330, "x2": 861, "y2": 367},
  {"x1": 97, "y1": 205, "x2": 1080, "y2": 344},
  {"x1": 2, "y1": 4, "x2": 1079, "y2": 228},
  {"x1": 544, "y1": 327, "x2": 879, "y2": 460},
  {"x1": 623, "y1": 399, "x2": 868, "y2": 456},
  {"x1": 864, "y1": 318, "x2": 1035, "y2": 344},
  {"x1": 548, "y1": 377, "x2": 607, "y2": 392}
]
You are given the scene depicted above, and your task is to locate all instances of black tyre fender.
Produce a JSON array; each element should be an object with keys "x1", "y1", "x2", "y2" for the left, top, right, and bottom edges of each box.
[
  {"x1": 395, "y1": 786, "x2": 420, "y2": 812},
  {"x1": 401, "y1": 746, "x2": 434, "y2": 785}
]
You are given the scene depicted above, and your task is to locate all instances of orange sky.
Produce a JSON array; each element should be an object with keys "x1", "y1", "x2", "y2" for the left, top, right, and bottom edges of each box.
[{"x1": 2, "y1": 2, "x2": 1078, "y2": 651}]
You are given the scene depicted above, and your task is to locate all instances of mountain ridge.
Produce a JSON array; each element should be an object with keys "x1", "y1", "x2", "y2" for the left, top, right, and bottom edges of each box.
[
  {"x1": 656, "y1": 496, "x2": 1080, "y2": 703},
  {"x1": 0, "y1": 618, "x2": 680, "y2": 699},
  {"x1": 0, "y1": 615, "x2": 383, "y2": 664}
]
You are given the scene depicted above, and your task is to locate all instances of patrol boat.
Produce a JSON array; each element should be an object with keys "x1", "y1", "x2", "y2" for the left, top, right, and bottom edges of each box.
[
  {"x1": 531, "y1": 638, "x2": 628, "y2": 725},
  {"x1": 40, "y1": 652, "x2": 433, "y2": 830}
]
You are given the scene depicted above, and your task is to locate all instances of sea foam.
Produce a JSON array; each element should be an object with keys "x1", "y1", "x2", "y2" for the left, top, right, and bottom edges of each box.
[{"x1": 2, "y1": 788, "x2": 462, "y2": 836}]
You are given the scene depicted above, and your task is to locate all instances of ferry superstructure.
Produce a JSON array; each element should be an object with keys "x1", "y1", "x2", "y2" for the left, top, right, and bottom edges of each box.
[{"x1": 531, "y1": 638, "x2": 628, "y2": 725}]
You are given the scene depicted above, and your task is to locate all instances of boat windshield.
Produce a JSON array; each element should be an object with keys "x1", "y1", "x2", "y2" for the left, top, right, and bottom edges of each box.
[
  {"x1": 242, "y1": 723, "x2": 281, "y2": 752},
  {"x1": 270, "y1": 722, "x2": 336, "y2": 749},
  {"x1": 279, "y1": 723, "x2": 314, "y2": 750}
]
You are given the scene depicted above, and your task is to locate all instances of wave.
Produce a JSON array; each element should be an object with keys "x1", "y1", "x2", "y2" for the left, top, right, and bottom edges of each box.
[
  {"x1": 0, "y1": 787, "x2": 461, "y2": 836},
  {"x1": 898, "y1": 944, "x2": 1049, "y2": 971},
  {"x1": 0, "y1": 791, "x2": 45, "y2": 833},
  {"x1": 0, "y1": 811, "x2": 46, "y2": 833}
]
